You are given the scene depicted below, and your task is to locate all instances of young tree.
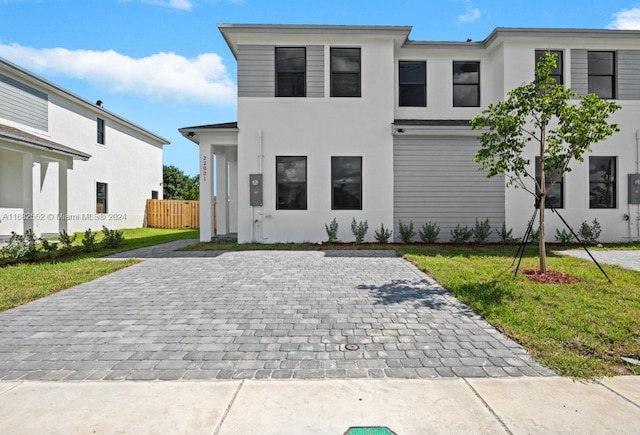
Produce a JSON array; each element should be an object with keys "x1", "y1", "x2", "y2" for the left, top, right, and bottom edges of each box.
[{"x1": 471, "y1": 52, "x2": 620, "y2": 272}]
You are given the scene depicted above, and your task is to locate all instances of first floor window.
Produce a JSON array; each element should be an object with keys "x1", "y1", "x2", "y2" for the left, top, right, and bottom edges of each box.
[
  {"x1": 453, "y1": 61, "x2": 480, "y2": 107},
  {"x1": 535, "y1": 158, "x2": 563, "y2": 208},
  {"x1": 97, "y1": 117, "x2": 105, "y2": 144},
  {"x1": 332, "y1": 156, "x2": 362, "y2": 210},
  {"x1": 589, "y1": 156, "x2": 616, "y2": 208},
  {"x1": 276, "y1": 156, "x2": 307, "y2": 210},
  {"x1": 96, "y1": 182, "x2": 108, "y2": 213},
  {"x1": 151, "y1": 190, "x2": 158, "y2": 199}
]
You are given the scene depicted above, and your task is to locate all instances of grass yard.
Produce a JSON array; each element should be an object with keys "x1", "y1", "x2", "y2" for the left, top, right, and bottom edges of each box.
[
  {"x1": 0, "y1": 228, "x2": 198, "y2": 312},
  {"x1": 396, "y1": 244, "x2": 640, "y2": 378}
]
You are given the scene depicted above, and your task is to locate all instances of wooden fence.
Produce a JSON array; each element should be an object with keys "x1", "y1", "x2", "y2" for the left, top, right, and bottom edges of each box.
[{"x1": 146, "y1": 199, "x2": 201, "y2": 229}]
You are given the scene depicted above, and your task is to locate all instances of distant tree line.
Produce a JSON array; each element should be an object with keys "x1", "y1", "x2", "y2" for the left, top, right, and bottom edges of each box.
[{"x1": 163, "y1": 165, "x2": 199, "y2": 200}]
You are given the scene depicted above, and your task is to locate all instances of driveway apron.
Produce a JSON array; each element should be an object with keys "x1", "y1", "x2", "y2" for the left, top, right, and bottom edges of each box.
[{"x1": 0, "y1": 248, "x2": 553, "y2": 381}]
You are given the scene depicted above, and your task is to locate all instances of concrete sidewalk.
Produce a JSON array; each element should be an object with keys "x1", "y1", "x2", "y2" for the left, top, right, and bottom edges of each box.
[{"x1": 0, "y1": 376, "x2": 638, "y2": 434}]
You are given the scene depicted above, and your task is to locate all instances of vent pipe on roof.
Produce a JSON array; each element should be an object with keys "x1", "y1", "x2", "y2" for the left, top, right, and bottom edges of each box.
[{"x1": 96, "y1": 100, "x2": 103, "y2": 107}]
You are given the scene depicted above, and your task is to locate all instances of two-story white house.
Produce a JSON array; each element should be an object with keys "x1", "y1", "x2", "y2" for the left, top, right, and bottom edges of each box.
[
  {"x1": 0, "y1": 57, "x2": 169, "y2": 240},
  {"x1": 182, "y1": 24, "x2": 640, "y2": 244}
]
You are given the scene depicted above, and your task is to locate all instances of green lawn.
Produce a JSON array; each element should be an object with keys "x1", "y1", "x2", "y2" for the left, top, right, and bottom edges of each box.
[{"x1": 0, "y1": 228, "x2": 198, "y2": 312}]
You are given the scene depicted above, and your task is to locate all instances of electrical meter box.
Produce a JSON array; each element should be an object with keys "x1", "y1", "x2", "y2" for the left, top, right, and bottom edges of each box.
[
  {"x1": 250, "y1": 174, "x2": 263, "y2": 206},
  {"x1": 629, "y1": 174, "x2": 640, "y2": 204}
]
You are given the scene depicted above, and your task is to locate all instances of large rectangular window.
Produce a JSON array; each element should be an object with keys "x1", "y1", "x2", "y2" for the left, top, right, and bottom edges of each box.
[
  {"x1": 276, "y1": 156, "x2": 307, "y2": 210},
  {"x1": 535, "y1": 158, "x2": 564, "y2": 209},
  {"x1": 453, "y1": 61, "x2": 480, "y2": 107},
  {"x1": 275, "y1": 47, "x2": 306, "y2": 97},
  {"x1": 535, "y1": 50, "x2": 563, "y2": 84},
  {"x1": 588, "y1": 51, "x2": 615, "y2": 99},
  {"x1": 589, "y1": 156, "x2": 616, "y2": 208},
  {"x1": 97, "y1": 118, "x2": 105, "y2": 144},
  {"x1": 399, "y1": 61, "x2": 426, "y2": 107},
  {"x1": 330, "y1": 48, "x2": 361, "y2": 97},
  {"x1": 331, "y1": 157, "x2": 362, "y2": 210},
  {"x1": 96, "y1": 182, "x2": 108, "y2": 213}
]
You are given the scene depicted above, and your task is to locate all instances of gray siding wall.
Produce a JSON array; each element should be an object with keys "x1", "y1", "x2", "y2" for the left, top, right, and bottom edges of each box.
[
  {"x1": 617, "y1": 50, "x2": 640, "y2": 100},
  {"x1": 238, "y1": 45, "x2": 275, "y2": 97},
  {"x1": 571, "y1": 49, "x2": 588, "y2": 96},
  {"x1": 307, "y1": 45, "x2": 324, "y2": 98},
  {"x1": 0, "y1": 73, "x2": 48, "y2": 131},
  {"x1": 393, "y1": 136, "x2": 505, "y2": 242}
]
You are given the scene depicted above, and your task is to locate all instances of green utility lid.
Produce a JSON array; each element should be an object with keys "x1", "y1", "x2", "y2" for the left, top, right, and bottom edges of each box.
[{"x1": 344, "y1": 427, "x2": 396, "y2": 435}]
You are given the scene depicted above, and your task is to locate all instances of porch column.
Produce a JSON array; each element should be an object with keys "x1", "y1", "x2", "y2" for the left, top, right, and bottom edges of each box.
[
  {"x1": 58, "y1": 160, "x2": 68, "y2": 234},
  {"x1": 199, "y1": 143, "x2": 214, "y2": 242},
  {"x1": 22, "y1": 153, "x2": 41, "y2": 235},
  {"x1": 215, "y1": 147, "x2": 229, "y2": 235},
  {"x1": 227, "y1": 148, "x2": 238, "y2": 234}
]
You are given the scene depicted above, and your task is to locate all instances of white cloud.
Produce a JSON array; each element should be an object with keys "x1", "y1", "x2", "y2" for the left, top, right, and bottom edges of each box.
[
  {"x1": 608, "y1": 7, "x2": 640, "y2": 29},
  {"x1": 138, "y1": 0, "x2": 193, "y2": 10},
  {"x1": 457, "y1": 0, "x2": 480, "y2": 23},
  {"x1": 0, "y1": 44, "x2": 236, "y2": 105}
]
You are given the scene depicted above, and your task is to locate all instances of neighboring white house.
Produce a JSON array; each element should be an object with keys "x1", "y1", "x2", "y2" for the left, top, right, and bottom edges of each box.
[
  {"x1": 0, "y1": 57, "x2": 169, "y2": 240},
  {"x1": 181, "y1": 24, "x2": 640, "y2": 244}
]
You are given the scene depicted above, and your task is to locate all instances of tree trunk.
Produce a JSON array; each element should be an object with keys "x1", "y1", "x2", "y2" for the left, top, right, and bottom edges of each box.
[{"x1": 539, "y1": 197, "x2": 547, "y2": 273}]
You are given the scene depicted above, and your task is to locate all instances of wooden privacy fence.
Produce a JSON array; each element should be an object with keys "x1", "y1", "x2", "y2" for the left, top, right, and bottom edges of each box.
[{"x1": 146, "y1": 199, "x2": 201, "y2": 229}]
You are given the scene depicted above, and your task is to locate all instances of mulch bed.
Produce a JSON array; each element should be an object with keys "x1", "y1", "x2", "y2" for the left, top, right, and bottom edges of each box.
[{"x1": 520, "y1": 268, "x2": 580, "y2": 284}]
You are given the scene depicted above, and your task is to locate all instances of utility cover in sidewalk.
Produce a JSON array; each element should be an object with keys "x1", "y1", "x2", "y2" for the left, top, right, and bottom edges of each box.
[{"x1": 344, "y1": 427, "x2": 396, "y2": 435}]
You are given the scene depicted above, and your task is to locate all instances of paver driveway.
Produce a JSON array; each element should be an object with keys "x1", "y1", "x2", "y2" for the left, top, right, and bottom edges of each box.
[{"x1": 0, "y1": 243, "x2": 553, "y2": 380}]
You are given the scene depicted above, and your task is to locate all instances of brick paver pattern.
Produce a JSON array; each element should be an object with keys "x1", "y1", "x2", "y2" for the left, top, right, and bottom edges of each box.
[{"x1": 0, "y1": 244, "x2": 554, "y2": 381}]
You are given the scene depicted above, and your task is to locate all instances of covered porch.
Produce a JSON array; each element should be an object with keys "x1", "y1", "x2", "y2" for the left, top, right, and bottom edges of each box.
[
  {"x1": 179, "y1": 122, "x2": 239, "y2": 242},
  {"x1": 0, "y1": 124, "x2": 90, "y2": 239}
]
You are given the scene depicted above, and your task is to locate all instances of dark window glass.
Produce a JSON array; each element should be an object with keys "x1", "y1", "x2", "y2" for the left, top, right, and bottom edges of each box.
[
  {"x1": 96, "y1": 182, "x2": 108, "y2": 213},
  {"x1": 535, "y1": 50, "x2": 563, "y2": 84},
  {"x1": 535, "y1": 158, "x2": 563, "y2": 209},
  {"x1": 453, "y1": 61, "x2": 480, "y2": 107},
  {"x1": 97, "y1": 118, "x2": 105, "y2": 144},
  {"x1": 275, "y1": 47, "x2": 306, "y2": 97},
  {"x1": 276, "y1": 156, "x2": 307, "y2": 210},
  {"x1": 332, "y1": 157, "x2": 362, "y2": 210},
  {"x1": 589, "y1": 156, "x2": 616, "y2": 208},
  {"x1": 399, "y1": 61, "x2": 426, "y2": 107},
  {"x1": 151, "y1": 190, "x2": 158, "y2": 200},
  {"x1": 588, "y1": 51, "x2": 615, "y2": 99},
  {"x1": 331, "y1": 48, "x2": 361, "y2": 97}
]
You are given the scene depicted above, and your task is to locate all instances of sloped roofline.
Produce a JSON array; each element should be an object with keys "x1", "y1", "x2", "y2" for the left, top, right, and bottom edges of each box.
[
  {"x1": 0, "y1": 56, "x2": 170, "y2": 146},
  {"x1": 0, "y1": 123, "x2": 91, "y2": 160}
]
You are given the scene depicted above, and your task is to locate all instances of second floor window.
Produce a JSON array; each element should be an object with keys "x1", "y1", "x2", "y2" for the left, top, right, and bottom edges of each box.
[
  {"x1": 276, "y1": 156, "x2": 307, "y2": 210},
  {"x1": 331, "y1": 48, "x2": 361, "y2": 97},
  {"x1": 535, "y1": 50, "x2": 563, "y2": 84},
  {"x1": 97, "y1": 118, "x2": 105, "y2": 144},
  {"x1": 275, "y1": 47, "x2": 306, "y2": 97},
  {"x1": 588, "y1": 51, "x2": 615, "y2": 99},
  {"x1": 399, "y1": 61, "x2": 426, "y2": 107},
  {"x1": 453, "y1": 61, "x2": 480, "y2": 107}
]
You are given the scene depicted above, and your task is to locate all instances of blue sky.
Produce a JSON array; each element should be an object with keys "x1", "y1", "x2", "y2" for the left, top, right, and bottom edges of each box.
[{"x1": 1, "y1": 0, "x2": 640, "y2": 176}]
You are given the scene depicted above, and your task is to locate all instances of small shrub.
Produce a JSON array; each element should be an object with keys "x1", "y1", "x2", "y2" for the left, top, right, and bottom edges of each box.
[
  {"x1": 39, "y1": 238, "x2": 58, "y2": 254},
  {"x1": 419, "y1": 222, "x2": 440, "y2": 243},
  {"x1": 351, "y1": 218, "x2": 369, "y2": 245},
  {"x1": 497, "y1": 222, "x2": 520, "y2": 244},
  {"x1": 374, "y1": 223, "x2": 392, "y2": 243},
  {"x1": 82, "y1": 229, "x2": 98, "y2": 252},
  {"x1": 398, "y1": 220, "x2": 415, "y2": 244},
  {"x1": 529, "y1": 228, "x2": 540, "y2": 243},
  {"x1": 325, "y1": 218, "x2": 339, "y2": 244},
  {"x1": 472, "y1": 218, "x2": 492, "y2": 243},
  {"x1": 450, "y1": 224, "x2": 473, "y2": 244},
  {"x1": 578, "y1": 219, "x2": 602, "y2": 245},
  {"x1": 58, "y1": 229, "x2": 76, "y2": 251},
  {"x1": 101, "y1": 226, "x2": 125, "y2": 248},
  {"x1": 1, "y1": 232, "x2": 28, "y2": 260},
  {"x1": 555, "y1": 228, "x2": 573, "y2": 245}
]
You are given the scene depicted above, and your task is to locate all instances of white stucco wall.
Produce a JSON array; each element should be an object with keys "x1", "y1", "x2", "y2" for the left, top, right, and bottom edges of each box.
[{"x1": 237, "y1": 38, "x2": 396, "y2": 243}]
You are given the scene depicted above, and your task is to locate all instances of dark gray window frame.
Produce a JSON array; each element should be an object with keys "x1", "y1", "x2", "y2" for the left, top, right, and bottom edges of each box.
[
  {"x1": 535, "y1": 157, "x2": 564, "y2": 209},
  {"x1": 331, "y1": 156, "x2": 362, "y2": 210},
  {"x1": 589, "y1": 156, "x2": 617, "y2": 209},
  {"x1": 535, "y1": 50, "x2": 564, "y2": 84},
  {"x1": 588, "y1": 51, "x2": 616, "y2": 99},
  {"x1": 275, "y1": 47, "x2": 306, "y2": 97},
  {"x1": 399, "y1": 61, "x2": 426, "y2": 107},
  {"x1": 452, "y1": 61, "x2": 480, "y2": 107},
  {"x1": 96, "y1": 182, "x2": 108, "y2": 214},
  {"x1": 97, "y1": 117, "x2": 105, "y2": 145},
  {"x1": 330, "y1": 47, "x2": 361, "y2": 97},
  {"x1": 276, "y1": 156, "x2": 307, "y2": 210}
]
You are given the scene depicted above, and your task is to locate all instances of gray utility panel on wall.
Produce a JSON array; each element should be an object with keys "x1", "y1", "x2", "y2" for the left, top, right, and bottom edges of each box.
[
  {"x1": 629, "y1": 174, "x2": 640, "y2": 205},
  {"x1": 250, "y1": 174, "x2": 263, "y2": 206}
]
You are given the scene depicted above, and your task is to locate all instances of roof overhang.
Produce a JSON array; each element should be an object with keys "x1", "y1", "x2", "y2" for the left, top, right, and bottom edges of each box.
[
  {"x1": 179, "y1": 122, "x2": 238, "y2": 147},
  {"x1": 0, "y1": 124, "x2": 91, "y2": 160}
]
